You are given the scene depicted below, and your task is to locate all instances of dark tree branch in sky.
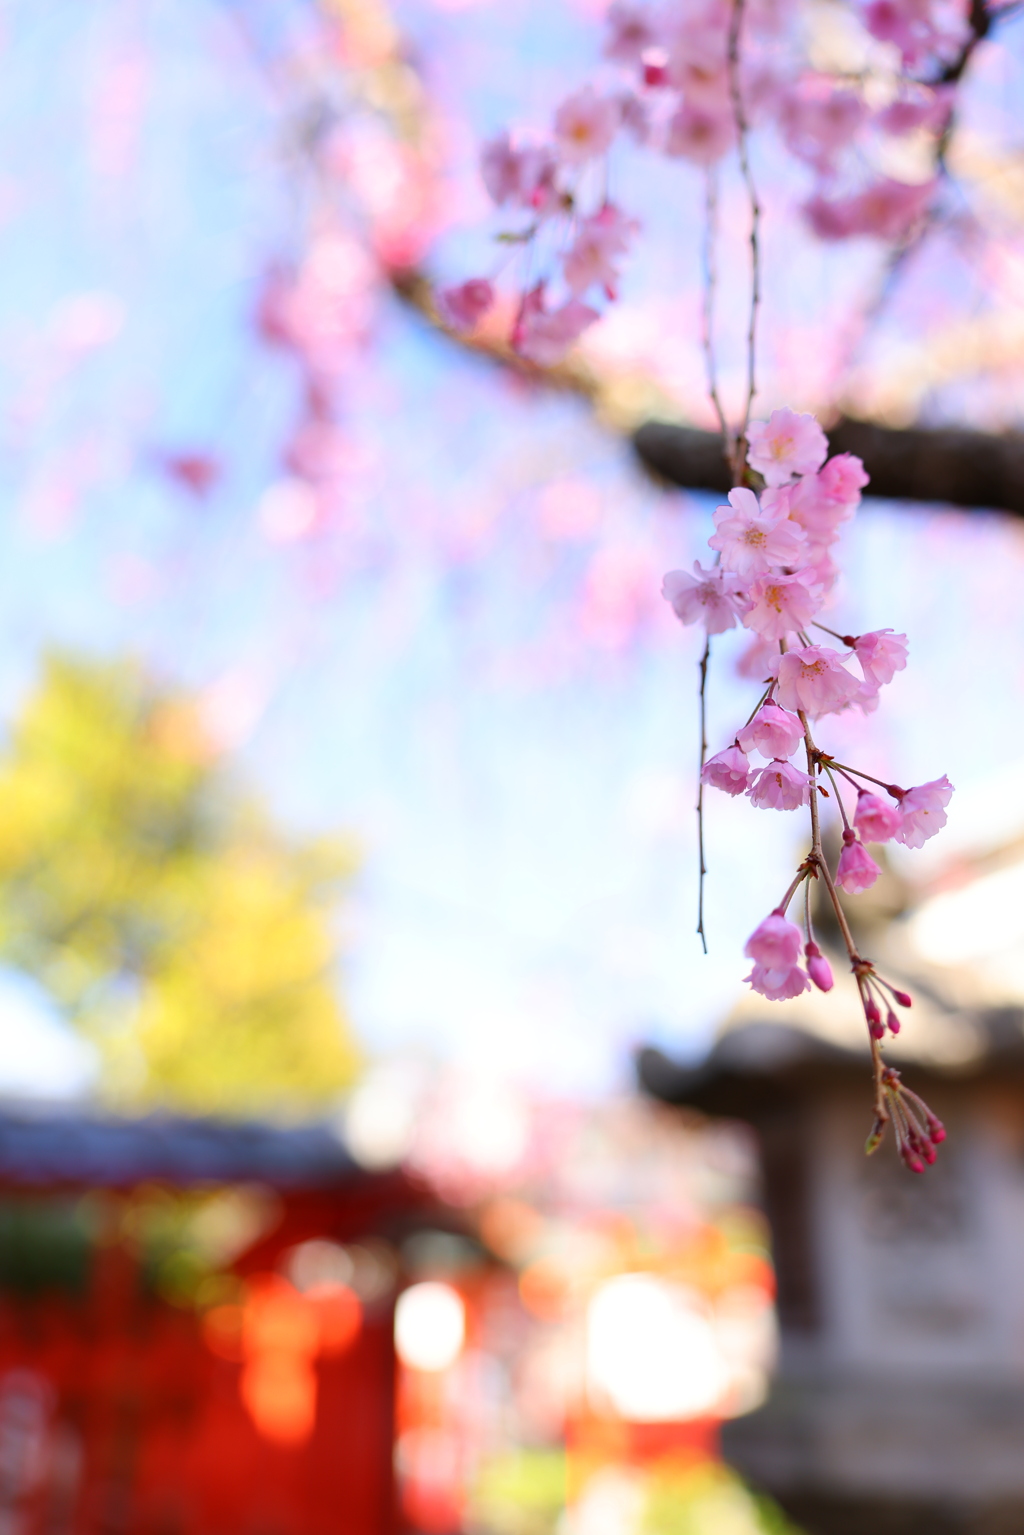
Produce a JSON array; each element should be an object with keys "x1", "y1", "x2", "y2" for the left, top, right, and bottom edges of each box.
[{"x1": 633, "y1": 418, "x2": 1024, "y2": 516}]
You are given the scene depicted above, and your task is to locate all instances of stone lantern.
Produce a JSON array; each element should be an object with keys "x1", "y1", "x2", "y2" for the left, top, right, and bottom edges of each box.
[{"x1": 638, "y1": 987, "x2": 1024, "y2": 1535}]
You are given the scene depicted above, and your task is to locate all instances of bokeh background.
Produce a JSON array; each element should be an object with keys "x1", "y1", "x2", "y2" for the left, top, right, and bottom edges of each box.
[{"x1": 0, "y1": 1, "x2": 1023, "y2": 1532}]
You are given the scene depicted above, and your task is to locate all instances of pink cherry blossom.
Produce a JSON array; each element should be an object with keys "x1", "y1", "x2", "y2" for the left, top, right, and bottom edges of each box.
[
  {"x1": 805, "y1": 177, "x2": 936, "y2": 243},
  {"x1": 855, "y1": 629, "x2": 908, "y2": 687},
  {"x1": 735, "y1": 634, "x2": 778, "y2": 681},
  {"x1": 436, "y1": 279, "x2": 495, "y2": 332},
  {"x1": 707, "y1": 486, "x2": 806, "y2": 576},
  {"x1": 480, "y1": 135, "x2": 558, "y2": 211},
  {"x1": 818, "y1": 452, "x2": 869, "y2": 508},
  {"x1": 665, "y1": 103, "x2": 734, "y2": 164},
  {"x1": 836, "y1": 833, "x2": 881, "y2": 893},
  {"x1": 744, "y1": 961, "x2": 811, "y2": 1000},
  {"x1": 662, "y1": 561, "x2": 745, "y2": 634},
  {"x1": 745, "y1": 911, "x2": 802, "y2": 968},
  {"x1": 894, "y1": 775, "x2": 954, "y2": 848},
  {"x1": 563, "y1": 205, "x2": 635, "y2": 298},
  {"x1": 772, "y1": 646, "x2": 861, "y2": 716},
  {"x1": 554, "y1": 88, "x2": 620, "y2": 164},
  {"x1": 746, "y1": 408, "x2": 828, "y2": 487},
  {"x1": 854, "y1": 791, "x2": 902, "y2": 843},
  {"x1": 603, "y1": 0, "x2": 660, "y2": 64},
  {"x1": 863, "y1": 0, "x2": 968, "y2": 68},
  {"x1": 805, "y1": 942, "x2": 834, "y2": 992},
  {"x1": 877, "y1": 87, "x2": 953, "y2": 136},
  {"x1": 787, "y1": 456, "x2": 866, "y2": 540},
  {"x1": 747, "y1": 759, "x2": 812, "y2": 810},
  {"x1": 779, "y1": 79, "x2": 868, "y2": 173},
  {"x1": 744, "y1": 570, "x2": 822, "y2": 641},
  {"x1": 737, "y1": 703, "x2": 804, "y2": 759},
  {"x1": 513, "y1": 286, "x2": 599, "y2": 366},
  {"x1": 701, "y1": 745, "x2": 752, "y2": 795}
]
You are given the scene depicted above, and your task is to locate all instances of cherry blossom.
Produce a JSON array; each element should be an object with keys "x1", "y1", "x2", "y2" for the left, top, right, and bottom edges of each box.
[
  {"x1": 447, "y1": 0, "x2": 978, "y2": 1164},
  {"x1": 818, "y1": 452, "x2": 870, "y2": 508},
  {"x1": 734, "y1": 638, "x2": 777, "y2": 684},
  {"x1": 665, "y1": 103, "x2": 734, "y2": 164},
  {"x1": 512, "y1": 286, "x2": 599, "y2": 366},
  {"x1": 747, "y1": 759, "x2": 812, "y2": 810},
  {"x1": 480, "y1": 135, "x2": 558, "y2": 212},
  {"x1": 855, "y1": 629, "x2": 908, "y2": 688},
  {"x1": 862, "y1": 0, "x2": 968, "y2": 69},
  {"x1": 563, "y1": 206, "x2": 635, "y2": 298},
  {"x1": 877, "y1": 87, "x2": 953, "y2": 136},
  {"x1": 772, "y1": 645, "x2": 860, "y2": 716},
  {"x1": 854, "y1": 791, "x2": 903, "y2": 843},
  {"x1": 662, "y1": 561, "x2": 745, "y2": 633},
  {"x1": 894, "y1": 775, "x2": 954, "y2": 848},
  {"x1": 805, "y1": 177, "x2": 936, "y2": 243},
  {"x1": 707, "y1": 486, "x2": 805, "y2": 576},
  {"x1": 779, "y1": 80, "x2": 868, "y2": 172},
  {"x1": 436, "y1": 279, "x2": 495, "y2": 332},
  {"x1": 743, "y1": 570, "x2": 822, "y2": 641},
  {"x1": 554, "y1": 87, "x2": 620, "y2": 164},
  {"x1": 603, "y1": 0, "x2": 660, "y2": 64},
  {"x1": 745, "y1": 911, "x2": 802, "y2": 968},
  {"x1": 836, "y1": 832, "x2": 881, "y2": 893},
  {"x1": 736, "y1": 703, "x2": 804, "y2": 759},
  {"x1": 744, "y1": 961, "x2": 811, "y2": 1000},
  {"x1": 701, "y1": 746, "x2": 752, "y2": 796},
  {"x1": 745, "y1": 408, "x2": 828, "y2": 487}
]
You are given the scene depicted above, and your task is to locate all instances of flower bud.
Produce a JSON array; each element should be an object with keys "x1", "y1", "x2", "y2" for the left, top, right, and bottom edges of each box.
[
  {"x1": 891, "y1": 988, "x2": 912, "y2": 1008},
  {"x1": 804, "y1": 941, "x2": 834, "y2": 992},
  {"x1": 885, "y1": 1008, "x2": 900, "y2": 1036}
]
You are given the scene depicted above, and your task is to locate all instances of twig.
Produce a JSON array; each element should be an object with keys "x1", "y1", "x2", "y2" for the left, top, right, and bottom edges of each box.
[
  {"x1": 800, "y1": 710, "x2": 886, "y2": 1120},
  {"x1": 701, "y1": 168, "x2": 731, "y2": 450},
  {"x1": 696, "y1": 637, "x2": 711, "y2": 953},
  {"x1": 835, "y1": 0, "x2": 994, "y2": 404},
  {"x1": 727, "y1": 0, "x2": 761, "y2": 482}
]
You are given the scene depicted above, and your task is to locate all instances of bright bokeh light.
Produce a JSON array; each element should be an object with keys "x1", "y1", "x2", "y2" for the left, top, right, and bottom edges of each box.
[
  {"x1": 395, "y1": 1282, "x2": 466, "y2": 1372},
  {"x1": 586, "y1": 1275, "x2": 728, "y2": 1422}
]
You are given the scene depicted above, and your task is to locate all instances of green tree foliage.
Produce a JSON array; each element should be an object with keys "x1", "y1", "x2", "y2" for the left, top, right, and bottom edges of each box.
[{"x1": 0, "y1": 654, "x2": 359, "y2": 1114}]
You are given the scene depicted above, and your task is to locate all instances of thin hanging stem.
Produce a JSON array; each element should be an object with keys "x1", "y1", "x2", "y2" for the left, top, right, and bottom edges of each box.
[
  {"x1": 727, "y1": 0, "x2": 761, "y2": 482},
  {"x1": 701, "y1": 168, "x2": 731, "y2": 450},
  {"x1": 696, "y1": 637, "x2": 711, "y2": 954},
  {"x1": 821, "y1": 762, "x2": 852, "y2": 832},
  {"x1": 800, "y1": 711, "x2": 887, "y2": 1121}
]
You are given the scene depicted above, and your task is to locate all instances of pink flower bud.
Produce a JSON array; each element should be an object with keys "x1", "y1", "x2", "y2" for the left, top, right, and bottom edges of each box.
[
  {"x1": 928, "y1": 1118, "x2": 946, "y2": 1145},
  {"x1": 804, "y1": 941, "x2": 834, "y2": 992},
  {"x1": 885, "y1": 1008, "x2": 900, "y2": 1036},
  {"x1": 891, "y1": 988, "x2": 912, "y2": 1008},
  {"x1": 836, "y1": 833, "x2": 881, "y2": 893},
  {"x1": 854, "y1": 790, "x2": 902, "y2": 844},
  {"x1": 865, "y1": 997, "x2": 884, "y2": 1038}
]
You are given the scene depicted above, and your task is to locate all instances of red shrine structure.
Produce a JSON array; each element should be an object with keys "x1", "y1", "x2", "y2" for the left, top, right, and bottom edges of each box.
[{"x1": 0, "y1": 1104, "x2": 442, "y2": 1535}]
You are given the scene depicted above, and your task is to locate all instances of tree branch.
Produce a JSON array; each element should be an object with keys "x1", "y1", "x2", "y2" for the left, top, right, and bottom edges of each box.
[{"x1": 633, "y1": 416, "x2": 1024, "y2": 515}]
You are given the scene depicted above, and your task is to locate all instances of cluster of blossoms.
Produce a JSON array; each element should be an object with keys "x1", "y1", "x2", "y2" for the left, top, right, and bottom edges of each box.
[
  {"x1": 438, "y1": 0, "x2": 974, "y2": 362},
  {"x1": 663, "y1": 407, "x2": 952, "y2": 1171}
]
